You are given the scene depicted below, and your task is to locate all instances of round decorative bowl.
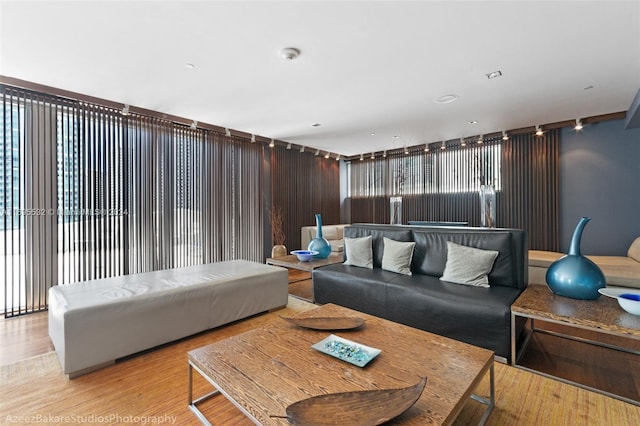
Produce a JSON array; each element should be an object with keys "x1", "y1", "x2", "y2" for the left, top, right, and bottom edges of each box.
[
  {"x1": 291, "y1": 250, "x2": 319, "y2": 262},
  {"x1": 617, "y1": 293, "x2": 640, "y2": 316},
  {"x1": 598, "y1": 287, "x2": 640, "y2": 316}
]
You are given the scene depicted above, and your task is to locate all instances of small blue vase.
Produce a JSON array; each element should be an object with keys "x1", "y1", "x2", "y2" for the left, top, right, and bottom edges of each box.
[
  {"x1": 307, "y1": 213, "x2": 331, "y2": 259},
  {"x1": 546, "y1": 217, "x2": 605, "y2": 300}
]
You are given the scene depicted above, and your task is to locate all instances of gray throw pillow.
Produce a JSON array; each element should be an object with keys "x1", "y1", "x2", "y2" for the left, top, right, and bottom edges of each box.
[
  {"x1": 381, "y1": 237, "x2": 416, "y2": 275},
  {"x1": 343, "y1": 236, "x2": 373, "y2": 269},
  {"x1": 440, "y1": 241, "x2": 499, "y2": 287}
]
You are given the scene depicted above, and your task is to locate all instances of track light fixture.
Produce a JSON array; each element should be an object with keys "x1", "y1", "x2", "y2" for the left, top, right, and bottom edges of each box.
[
  {"x1": 190, "y1": 120, "x2": 198, "y2": 130},
  {"x1": 404, "y1": 146, "x2": 409, "y2": 155},
  {"x1": 225, "y1": 128, "x2": 231, "y2": 137},
  {"x1": 460, "y1": 137, "x2": 466, "y2": 147},
  {"x1": 575, "y1": 119, "x2": 583, "y2": 130},
  {"x1": 477, "y1": 135, "x2": 483, "y2": 144},
  {"x1": 315, "y1": 149, "x2": 320, "y2": 156},
  {"x1": 502, "y1": 131, "x2": 509, "y2": 141},
  {"x1": 286, "y1": 143, "x2": 291, "y2": 150},
  {"x1": 441, "y1": 142, "x2": 446, "y2": 150},
  {"x1": 324, "y1": 152, "x2": 330, "y2": 159},
  {"x1": 360, "y1": 154, "x2": 364, "y2": 161},
  {"x1": 383, "y1": 150, "x2": 387, "y2": 158},
  {"x1": 121, "y1": 104, "x2": 130, "y2": 116},
  {"x1": 250, "y1": 134, "x2": 256, "y2": 143},
  {"x1": 336, "y1": 154, "x2": 340, "y2": 161},
  {"x1": 299, "y1": 146, "x2": 305, "y2": 153},
  {"x1": 370, "y1": 153, "x2": 375, "y2": 159},
  {"x1": 424, "y1": 144, "x2": 429, "y2": 152},
  {"x1": 535, "y1": 125, "x2": 544, "y2": 136},
  {"x1": 269, "y1": 139, "x2": 275, "y2": 148}
]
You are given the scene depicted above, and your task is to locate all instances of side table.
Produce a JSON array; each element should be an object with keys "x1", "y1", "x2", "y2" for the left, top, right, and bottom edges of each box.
[
  {"x1": 266, "y1": 253, "x2": 343, "y2": 272},
  {"x1": 511, "y1": 284, "x2": 640, "y2": 405}
]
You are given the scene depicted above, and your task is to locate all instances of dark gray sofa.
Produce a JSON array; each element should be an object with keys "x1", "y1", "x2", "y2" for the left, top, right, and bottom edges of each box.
[{"x1": 312, "y1": 223, "x2": 528, "y2": 362}]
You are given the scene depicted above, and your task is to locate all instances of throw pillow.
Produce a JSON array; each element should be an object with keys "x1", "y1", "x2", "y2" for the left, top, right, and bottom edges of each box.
[
  {"x1": 440, "y1": 241, "x2": 499, "y2": 287},
  {"x1": 343, "y1": 236, "x2": 373, "y2": 269},
  {"x1": 322, "y1": 226, "x2": 339, "y2": 241},
  {"x1": 381, "y1": 237, "x2": 416, "y2": 275}
]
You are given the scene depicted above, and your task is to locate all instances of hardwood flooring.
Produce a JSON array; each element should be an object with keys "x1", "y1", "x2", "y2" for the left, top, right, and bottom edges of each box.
[{"x1": 2, "y1": 281, "x2": 639, "y2": 404}]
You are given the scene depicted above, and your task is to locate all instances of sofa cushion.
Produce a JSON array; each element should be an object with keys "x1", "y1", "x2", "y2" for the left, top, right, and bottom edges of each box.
[
  {"x1": 344, "y1": 226, "x2": 413, "y2": 268},
  {"x1": 412, "y1": 230, "x2": 515, "y2": 287},
  {"x1": 343, "y1": 236, "x2": 373, "y2": 269},
  {"x1": 628, "y1": 236, "x2": 640, "y2": 262},
  {"x1": 322, "y1": 226, "x2": 339, "y2": 240},
  {"x1": 381, "y1": 237, "x2": 416, "y2": 275},
  {"x1": 440, "y1": 241, "x2": 499, "y2": 287}
]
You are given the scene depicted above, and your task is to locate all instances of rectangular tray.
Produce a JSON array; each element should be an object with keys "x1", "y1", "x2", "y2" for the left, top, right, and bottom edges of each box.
[{"x1": 311, "y1": 334, "x2": 381, "y2": 367}]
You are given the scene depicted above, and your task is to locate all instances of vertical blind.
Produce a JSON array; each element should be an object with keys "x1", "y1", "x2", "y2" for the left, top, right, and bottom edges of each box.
[
  {"x1": 348, "y1": 133, "x2": 559, "y2": 251},
  {"x1": 1, "y1": 85, "x2": 265, "y2": 316}
]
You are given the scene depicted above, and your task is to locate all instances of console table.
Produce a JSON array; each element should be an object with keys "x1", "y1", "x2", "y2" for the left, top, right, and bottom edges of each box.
[{"x1": 511, "y1": 284, "x2": 640, "y2": 405}]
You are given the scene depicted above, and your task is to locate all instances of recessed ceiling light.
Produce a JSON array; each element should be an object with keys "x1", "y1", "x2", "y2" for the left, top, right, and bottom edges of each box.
[
  {"x1": 435, "y1": 94, "x2": 458, "y2": 104},
  {"x1": 468, "y1": 120, "x2": 478, "y2": 125},
  {"x1": 185, "y1": 63, "x2": 196, "y2": 69},
  {"x1": 311, "y1": 123, "x2": 321, "y2": 127},
  {"x1": 584, "y1": 85, "x2": 594, "y2": 90},
  {"x1": 486, "y1": 70, "x2": 502, "y2": 79}
]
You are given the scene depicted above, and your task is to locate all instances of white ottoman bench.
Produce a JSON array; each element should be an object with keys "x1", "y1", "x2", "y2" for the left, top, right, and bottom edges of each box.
[{"x1": 48, "y1": 259, "x2": 288, "y2": 378}]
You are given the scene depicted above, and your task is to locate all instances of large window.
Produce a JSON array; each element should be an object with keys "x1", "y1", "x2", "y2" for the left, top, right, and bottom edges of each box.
[
  {"x1": 1, "y1": 85, "x2": 264, "y2": 316},
  {"x1": 349, "y1": 140, "x2": 501, "y2": 197}
]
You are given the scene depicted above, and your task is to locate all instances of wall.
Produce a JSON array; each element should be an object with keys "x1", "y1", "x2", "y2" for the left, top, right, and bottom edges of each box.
[{"x1": 560, "y1": 119, "x2": 640, "y2": 255}]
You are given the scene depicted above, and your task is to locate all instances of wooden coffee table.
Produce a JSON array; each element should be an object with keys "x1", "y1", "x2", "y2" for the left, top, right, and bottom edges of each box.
[
  {"x1": 266, "y1": 253, "x2": 344, "y2": 272},
  {"x1": 188, "y1": 303, "x2": 495, "y2": 425}
]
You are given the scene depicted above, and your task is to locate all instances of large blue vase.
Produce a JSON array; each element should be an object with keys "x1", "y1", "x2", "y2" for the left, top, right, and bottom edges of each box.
[
  {"x1": 545, "y1": 217, "x2": 605, "y2": 300},
  {"x1": 307, "y1": 213, "x2": 331, "y2": 259}
]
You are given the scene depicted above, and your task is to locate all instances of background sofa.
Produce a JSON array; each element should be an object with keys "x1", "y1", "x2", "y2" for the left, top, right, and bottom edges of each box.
[
  {"x1": 313, "y1": 223, "x2": 527, "y2": 362},
  {"x1": 528, "y1": 236, "x2": 640, "y2": 289},
  {"x1": 301, "y1": 224, "x2": 349, "y2": 252}
]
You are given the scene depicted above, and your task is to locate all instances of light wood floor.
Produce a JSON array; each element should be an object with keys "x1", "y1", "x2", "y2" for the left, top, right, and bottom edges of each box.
[{"x1": 2, "y1": 279, "x2": 639, "y2": 404}]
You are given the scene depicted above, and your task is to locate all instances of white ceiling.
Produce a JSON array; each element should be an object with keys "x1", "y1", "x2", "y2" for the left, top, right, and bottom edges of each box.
[{"x1": 1, "y1": 1, "x2": 639, "y2": 157}]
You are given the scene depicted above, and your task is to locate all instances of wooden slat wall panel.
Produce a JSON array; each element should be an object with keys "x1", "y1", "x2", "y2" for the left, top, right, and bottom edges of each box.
[
  {"x1": 270, "y1": 147, "x2": 340, "y2": 252},
  {"x1": 501, "y1": 130, "x2": 560, "y2": 250}
]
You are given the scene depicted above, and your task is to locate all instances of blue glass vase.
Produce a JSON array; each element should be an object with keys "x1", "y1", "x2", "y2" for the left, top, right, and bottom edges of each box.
[
  {"x1": 545, "y1": 217, "x2": 605, "y2": 300},
  {"x1": 307, "y1": 213, "x2": 331, "y2": 259}
]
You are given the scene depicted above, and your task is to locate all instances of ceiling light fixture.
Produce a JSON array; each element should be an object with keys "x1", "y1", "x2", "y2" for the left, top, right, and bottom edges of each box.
[
  {"x1": 460, "y1": 137, "x2": 466, "y2": 147},
  {"x1": 269, "y1": 139, "x2": 275, "y2": 148},
  {"x1": 280, "y1": 47, "x2": 301, "y2": 61},
  {"x1": 184, "y1": 63, "x2": 196, "y2": 69},
  {"x1": 121, "y1": 104, "x2": 130, "y2": 116},
  {"x1": 250, "y1": 134, "x2": 256, "y2": 143},
  {"x1": 190, "y1": 120, "x2": 198, "y2": 130},
  {"x1": 477, "y1": 135, "x2": 484, "y2": 144},
  {"x1": 383, "y1": 150, "x2": 387, "y2": 158},
  {"x1": 311, "y1": 123, "x2": 321, "y2": 127},
  {"x1": 225, "y1": 128, "x2": 231, "y2": 137},
  {"x1": 502, "y1": 131, "x2": 509, "y2": 141},
  {"x1": 424, "y1": 144, "x2": 429, "y2": 152},
  {"x1": 286, "y1": 143, "x2": 291, "y2": 150},
  {"x1": 360, "y1": 154, "x2": 364, "y2": 161},
  {"x1": 574, "y1": 119, "x2": 583, "y2": 131},
  {"x1": 486, "y1": 70, "x2": 502, "y2": 79},
  {"x1": 404, "y1": 146, "x2": 409, "y2": 155},
  {"x1": 535, "y1": 125, "x2": 544, "y2": 136},
  {"x1": 371, "y1": 132, "x2": 376, "y2": 136},
  {"x1": 325, "y1": 152, "x2": 330, "y2": 159},
  {"x1": 370, "y1": 153, "x2": 375, "y2": 159},
  {"x1": 336, "y1": 154, "x2": 340, "y2": 161},
  {"x1": 315, "y1": 149, "x2": 320, "y2": 156},
  {"x1": 299, "y1": 146, "x2": 305, "y2": 153},
  {"x1": 435, "y1": 94, "x2": 458, "y2": 104},
  {"x1": 441, "y1": 142, "x2": 446, "y2": 150},
  {"x1": 468, "y1": 120, "x2": 478, "y2": 125}
]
